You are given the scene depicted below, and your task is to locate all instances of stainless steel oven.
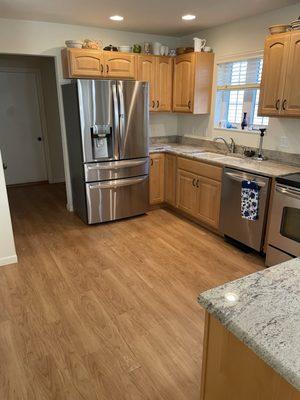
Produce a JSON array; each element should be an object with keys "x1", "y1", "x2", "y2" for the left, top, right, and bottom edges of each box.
[{"x1": 266, "y1": 173, "x2": 300, "y2": 266}]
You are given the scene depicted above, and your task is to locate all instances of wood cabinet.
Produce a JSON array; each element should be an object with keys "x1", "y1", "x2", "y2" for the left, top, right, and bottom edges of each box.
[
  {"x1": 62, "y1": 48, "x2": 136, "y2": 79},
  {"x1": 149, "y1": 154, "x2": 165, "y2": 205},
  {"x1": 173, "y1": 52, "x2": 214, "y2": 114},
  {"x1": 200, "y1": 313, "x2": 300, "y2": 400},
  {"x1": 259, "y1": 31, "x2": 300, "y2": 117},
  {"x1": 137, "y1": 55, "x2": 172, "y2": 112},
  {"x1": 164, "y1": 154, "x2": 176, "y2": 206},
  {"x1": 176, "y1": 157, "x2": 222, "y2": 229},
  {"x1": 103, "y1": 52, "x2": 136, "y2": 79}
]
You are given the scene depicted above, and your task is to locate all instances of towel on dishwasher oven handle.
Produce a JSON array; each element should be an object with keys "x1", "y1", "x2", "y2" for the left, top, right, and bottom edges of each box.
[{"x1": 241, "y1": 180, "x2": 260, "y2": 220}]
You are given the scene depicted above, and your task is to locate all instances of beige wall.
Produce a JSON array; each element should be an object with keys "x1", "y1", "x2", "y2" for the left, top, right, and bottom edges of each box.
[
  {"x1": 0, "y1": 150, "x2": 17, "y2": 266},
  {"x1": 0, "y1": 17, "x2": 179, "y2": 209},
  {"x1": 178, "y1": 2, "x2": 300, "y2": 155}
]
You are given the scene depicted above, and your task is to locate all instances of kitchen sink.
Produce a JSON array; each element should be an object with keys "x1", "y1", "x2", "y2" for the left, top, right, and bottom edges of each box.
[{"x1": 192, "y1": 152, "x2": 228, "y2": 159}]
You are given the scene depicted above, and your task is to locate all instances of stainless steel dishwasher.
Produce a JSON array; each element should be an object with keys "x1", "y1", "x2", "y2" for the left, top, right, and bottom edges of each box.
[{"x1": 220, "y1": 167, "x2": 271, "y2": 251}]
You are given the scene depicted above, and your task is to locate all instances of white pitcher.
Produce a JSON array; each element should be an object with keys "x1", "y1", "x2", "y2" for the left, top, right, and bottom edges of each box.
[{"x1": 193, "y1": 38, "x2": 206, "y2": 52}]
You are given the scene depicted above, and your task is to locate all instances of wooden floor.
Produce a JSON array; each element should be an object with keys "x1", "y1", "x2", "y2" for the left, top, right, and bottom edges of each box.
[{"x1": 2, "y1": 183, "x2": 264, "y2": 400}]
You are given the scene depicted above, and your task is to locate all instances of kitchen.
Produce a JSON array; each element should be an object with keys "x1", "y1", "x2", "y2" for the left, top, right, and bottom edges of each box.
[{"x1": 0, "y1": 1, "x2": 299, "y2": 399}]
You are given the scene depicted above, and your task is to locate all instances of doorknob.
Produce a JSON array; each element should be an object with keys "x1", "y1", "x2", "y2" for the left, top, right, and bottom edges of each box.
[{"x1": 37, "y1": 137, "x2": 42, "y2": 141}]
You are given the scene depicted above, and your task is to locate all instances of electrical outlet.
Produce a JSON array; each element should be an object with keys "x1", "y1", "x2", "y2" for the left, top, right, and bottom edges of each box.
[{"x1": 279, "y1": 136, "x2": 289, "y2": 148}]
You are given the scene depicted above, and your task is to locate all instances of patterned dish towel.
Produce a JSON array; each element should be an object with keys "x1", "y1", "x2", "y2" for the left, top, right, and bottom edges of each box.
[{"x1": 241, "y1": 180, "x2": 260, "y2": 220}]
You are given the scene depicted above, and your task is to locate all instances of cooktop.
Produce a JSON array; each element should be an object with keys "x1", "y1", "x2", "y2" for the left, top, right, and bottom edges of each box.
[{"x1": 276, "y1": 172, "x2": 300, "y2": 189}]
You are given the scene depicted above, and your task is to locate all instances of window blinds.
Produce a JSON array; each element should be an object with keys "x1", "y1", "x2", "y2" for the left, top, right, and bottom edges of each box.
[{"x1": 217, "y1": 58, "x2": 263, "y2": 91}]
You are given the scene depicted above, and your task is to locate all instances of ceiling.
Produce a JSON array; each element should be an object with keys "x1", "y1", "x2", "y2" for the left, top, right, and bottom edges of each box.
[{"x1": 0, "y1": 0, "x2": 298, "y2": 36}]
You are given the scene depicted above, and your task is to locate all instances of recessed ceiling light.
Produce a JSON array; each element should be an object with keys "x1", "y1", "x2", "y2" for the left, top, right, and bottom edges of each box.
[
  {"x1": 110, "y1": 15, "x2": 124, "y2": 21},
  {"x1": 182, "y1": 14, "x2": 196, "y2": 21}
]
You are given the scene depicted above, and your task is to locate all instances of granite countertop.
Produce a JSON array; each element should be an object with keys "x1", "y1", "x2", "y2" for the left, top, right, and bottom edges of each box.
[
  {"x1": 150, "y1": 143, "x2": 300, "y2": 177},
  {"x1": 198, "y1": 258, "x2": 300, "y2": 390}
]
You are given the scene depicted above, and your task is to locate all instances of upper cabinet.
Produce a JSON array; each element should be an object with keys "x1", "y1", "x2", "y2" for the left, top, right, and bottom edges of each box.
[
  {"x1": 259, "y1": 31, "x2": 300, "y2": 117},
  {"x1": 173, "y1": 52, "x2": 214, "y2": 114},
  {"x1": 137, "y1": 55, "x2": 172, "y2": 112},
  {"x1": 62, "y1": 49, "x2": 214, "y2": 115},
  {"x1": 62, "y1": 48, "x2": 136, "y2": 79}
]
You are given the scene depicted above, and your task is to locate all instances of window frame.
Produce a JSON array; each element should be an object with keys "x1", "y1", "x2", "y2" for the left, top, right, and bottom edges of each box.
[{"x1": 213, "y1": 51, "x2": 268, "y2": 132}]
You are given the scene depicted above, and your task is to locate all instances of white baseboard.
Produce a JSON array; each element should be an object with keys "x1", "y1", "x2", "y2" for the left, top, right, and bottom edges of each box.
[{"x1": 0, "y1": 255, "x2": 18, "y2": 267}]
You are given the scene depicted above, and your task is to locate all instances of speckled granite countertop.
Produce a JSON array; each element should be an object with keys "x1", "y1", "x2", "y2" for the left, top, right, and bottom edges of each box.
[
  {"x1": 150, "y1": 143, "x2": 300, "y2": 177},
  {"x1": 198, "y1": 258, "x2": 300, "y2": 390}
]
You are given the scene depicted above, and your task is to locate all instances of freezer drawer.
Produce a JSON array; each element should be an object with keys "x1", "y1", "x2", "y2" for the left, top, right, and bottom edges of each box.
[
  {"x1": 86, "y1": 175, "x2": 149, "y2": 224},
  {"x1": 220, "y1": 168, "x2": 271, "y2": 251},
  {"x1": 84, "y1": 158, "x2": 149, "y2": 182}
]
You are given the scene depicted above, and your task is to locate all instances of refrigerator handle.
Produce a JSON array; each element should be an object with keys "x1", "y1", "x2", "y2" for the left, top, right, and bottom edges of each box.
[
  {"x1": 112, "y1": 83, "x2": 120, "y2": 159},
  {"x1": 117, "y1": 82, "x2": 125, "y2": 158}
]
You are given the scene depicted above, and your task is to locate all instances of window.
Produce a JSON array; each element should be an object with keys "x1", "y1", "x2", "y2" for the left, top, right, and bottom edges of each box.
[{"x1": 214, "y1": 57, "x2": 269, "y2": 131}]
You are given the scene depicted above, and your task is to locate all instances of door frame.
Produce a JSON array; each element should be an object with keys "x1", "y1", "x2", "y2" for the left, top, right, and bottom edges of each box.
[{"x1": 0, "y1": 66, "x2": 53, "y2": 183}]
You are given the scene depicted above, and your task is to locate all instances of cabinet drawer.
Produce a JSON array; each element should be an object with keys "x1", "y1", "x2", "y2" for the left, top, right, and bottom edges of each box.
[{"x1": 177, "y1": 157, "x2": 222, "y2": 181}]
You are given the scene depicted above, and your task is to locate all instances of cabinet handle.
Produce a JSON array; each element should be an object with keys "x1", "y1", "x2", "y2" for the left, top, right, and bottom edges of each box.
[
  {"x1": 100, "y1": 64, "x2": 104, "y2": 74},
  {"x1": 192, "y1": 178, "x2": 196, "y2": 187},
  {"x1": 106, "y1": 64, "x2": 109, "y2": 73},
  {"x1": 156, "y1": 100, "x2": 159, "y2": 108},
  {"x1": 275, "y1": 99, "x2": 280, "y2": 110},
  {"x1": 152, "y1": 100, "x2": 155, "y2": 108},
  {"x1": 282, "y1": 99, "x2": 287, "y2": 111},
  {"x1": 150, "y1": 159, "x2": 153, "y2": 166},
  {"x1": 188, "y1": 100, "x2": 191, "y2": 109},
  {"x1": 196, "y1": 179, "x2": 199, "y2": 188}
]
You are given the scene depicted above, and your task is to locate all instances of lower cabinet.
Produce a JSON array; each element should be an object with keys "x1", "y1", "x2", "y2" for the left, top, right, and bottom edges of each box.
[
  {"x1": 164, "y1": 154, "x2": 177, "y2": 206},
  {"x1": 149, "y1": 154, "x2": 165, "y2": 205},
  {"x1": 150, "y1": 153, "x2": 222, "y2": 230}
]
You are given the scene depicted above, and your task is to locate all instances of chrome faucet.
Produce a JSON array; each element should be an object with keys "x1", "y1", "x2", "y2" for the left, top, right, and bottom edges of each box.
[{"x1": 213, "y1": 136, "x2": 236, "y2": 153}]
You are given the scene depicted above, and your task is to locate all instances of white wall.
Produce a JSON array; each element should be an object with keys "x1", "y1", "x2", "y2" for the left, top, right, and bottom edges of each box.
[
  {"x1": 178, "y1": 2, "x2": 300, "y2": 154},
  {"x1": 0, "y1": 150, "x2": 17, "y2": 266},
  {"x1": 0, "y1": 17, "x2": 179, "y2": 210}
]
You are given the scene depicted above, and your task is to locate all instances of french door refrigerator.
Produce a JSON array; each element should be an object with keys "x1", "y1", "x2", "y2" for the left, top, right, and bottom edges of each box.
[{"x1": 62, "y1": 79, "x2": 149, "y2": 224}]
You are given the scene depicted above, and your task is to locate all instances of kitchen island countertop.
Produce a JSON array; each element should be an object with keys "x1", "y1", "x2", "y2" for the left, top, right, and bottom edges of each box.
[{"x1": 198, "y1": 258, "x2": 300, "y2": 390}]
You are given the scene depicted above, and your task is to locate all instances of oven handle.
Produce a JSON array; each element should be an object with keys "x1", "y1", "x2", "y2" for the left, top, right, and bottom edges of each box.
[
  {"x1": 225, "y1": 171, "x2": 266, "y2": 188},
  {"x1": 276, "y1": 185, "x2": 300, "y2": 199},
  {"x1": 88, "y1": 175, "x2": 148, "y2": 190}
]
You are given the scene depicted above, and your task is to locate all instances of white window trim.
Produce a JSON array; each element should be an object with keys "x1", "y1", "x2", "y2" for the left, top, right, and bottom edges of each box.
[{"x1": 212, "y1": 50, "x2": 266, "y2": 133}]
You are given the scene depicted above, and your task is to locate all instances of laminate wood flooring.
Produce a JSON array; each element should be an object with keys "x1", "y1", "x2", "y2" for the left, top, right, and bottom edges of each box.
[{"x1": 1, "y1": 183, "x2": 264, "y2": 399}]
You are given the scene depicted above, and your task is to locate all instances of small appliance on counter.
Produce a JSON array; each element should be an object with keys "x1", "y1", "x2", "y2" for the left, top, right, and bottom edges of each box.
[
  {"x1": 266, "y1": 172, "x2": 300, "y2": 266},
  {"x1": 62, "y1": 79, "x2": 149, "y2": 224}
]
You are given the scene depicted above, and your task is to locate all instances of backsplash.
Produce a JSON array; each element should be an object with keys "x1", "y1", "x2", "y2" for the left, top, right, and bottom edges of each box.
[{"x1": 150, "y1": 135, "x2": 300, "y2": 166}]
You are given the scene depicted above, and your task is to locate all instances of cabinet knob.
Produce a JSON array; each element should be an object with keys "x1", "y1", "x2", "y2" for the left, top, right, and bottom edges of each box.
[
  {"x1": 100, "y1": 64, "x2": 104, "y2": 73},
  {"x1": 106, "y1": 65, "x2": 109, "y2": 73},
  {"x1": 150, "y1": 158, "x2": 153, "y2": 166},
  {"x1": 275, "y1": 99, "x2": 280, "y2": 110},
  {"x1": 156, "y1": 100, "x2": 159, "y2": 108},
  {"x1": 152, "y1": 100, "x2": 155, "y2": 108},
  {"x1": 188, "y1": 100, "x2": 191, "y2": 109},
  {"x1": 282, "y1": 99, "x2": 287, "y2": 111},
  {"x1": 196, "y1": 179, "x2": 199, "y2": 188}
]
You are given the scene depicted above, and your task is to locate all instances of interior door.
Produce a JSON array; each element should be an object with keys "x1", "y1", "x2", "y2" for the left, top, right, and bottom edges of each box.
[
  {"x1": 117, "y1": 80, "x2": 149, "y2": 160},
  {"x1": 173, "y1": 53, "x2": 194, "y2": 113},
  {"x1": 0, "y1": 70, "x2": 47, "y2": 185},
  {"x1": 282, "y1": 32, "x2": 300, "y2": 116},
  {"x1": 258, "y1": 34, "x2": 290, "y2": 116},
  {"x1": 137, "y1": 55, "x2": 156, "y2": 111},
  {"x1": 156, "y1": 57, "x2": 173, "y2": 112}
]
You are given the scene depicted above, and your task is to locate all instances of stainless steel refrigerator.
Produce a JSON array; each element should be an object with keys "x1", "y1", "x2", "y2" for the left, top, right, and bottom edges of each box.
[{"x1": 62, "y1": 79, "x2": 149, "y2": 224}]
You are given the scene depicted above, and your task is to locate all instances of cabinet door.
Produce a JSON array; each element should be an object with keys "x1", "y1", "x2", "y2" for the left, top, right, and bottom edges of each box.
[
  {"x1": 68, "y1": 49, "x2": 103, "y2": 78},
  {"x1": 258, "y1": 34, "x2": 290, "y2": 116},
  {"x1": 282, "y1": 32, "x2": 300, "y2": 116},
  {"x1": 137, "y1": 55, "x2": 156, "y2": 111},
  {"x1": 176, "y1": 169, "x2": 198, "y2": 215},
  {"x1": 173, "y1": 53, "x2": 194, "y2": 113},
  {"x1": 103, "y1": 52, "x2": 136, "y2": 79},
  {"x1": 195, "y1": 176, "x2": 221, "y2": 229},
  {"x1": 156, "y1": 57, "x2": 173, "y2": 112},
  {"x1": 150, "y1": 154, "x2": 165, "y2": 205},
  {"x1": 164, "y1": 154, "x2": 176, "y2": 206}
]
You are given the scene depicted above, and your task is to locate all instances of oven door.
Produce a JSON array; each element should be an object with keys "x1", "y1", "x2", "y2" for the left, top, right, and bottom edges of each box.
[{"x1": 268, "y1": 183, "x2": 300, "y2": 257}]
